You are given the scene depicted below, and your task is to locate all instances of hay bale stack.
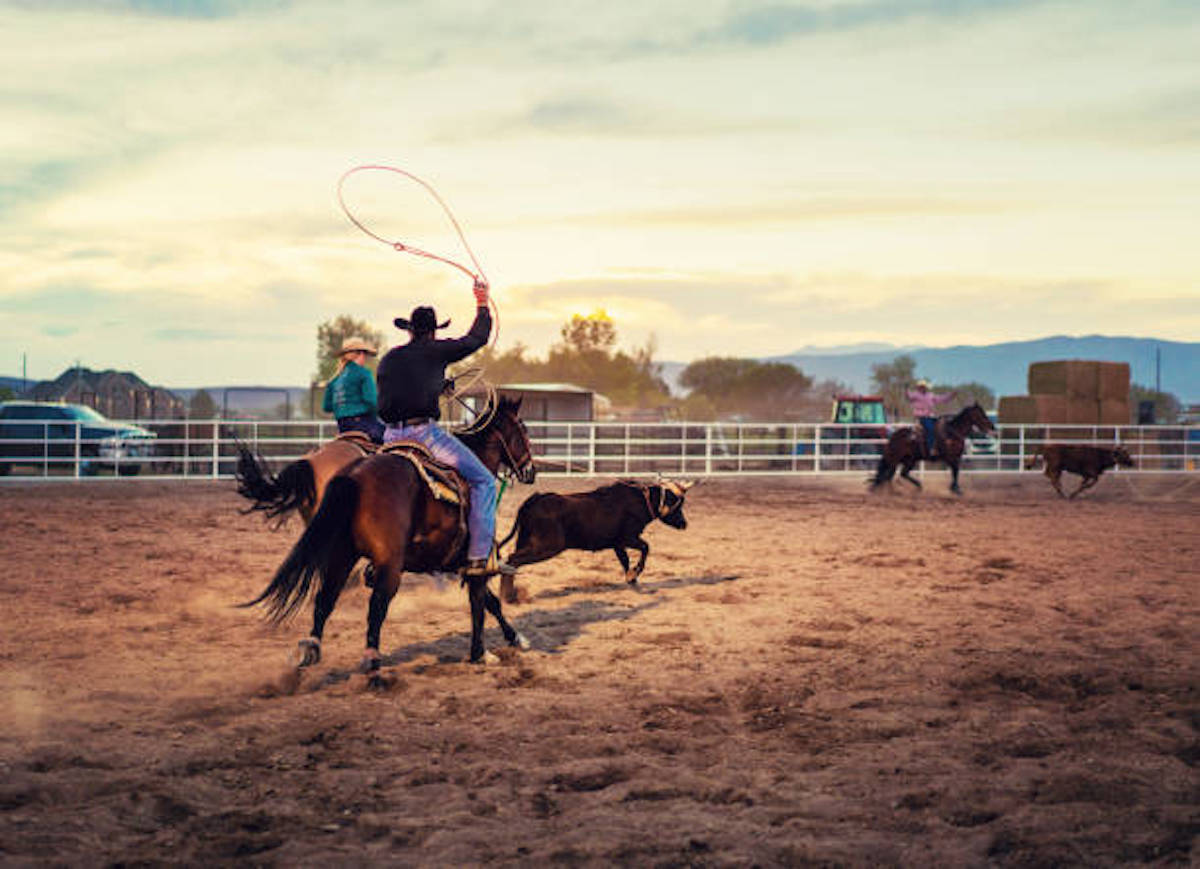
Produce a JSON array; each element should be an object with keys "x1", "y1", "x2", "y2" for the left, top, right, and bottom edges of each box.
[
  {"x1": 1028, "y1": 360, "x2": 1100, "y2": 398},
  {"x1": 1099, "y1": 399, "x2": 1132, "y2": 425},
  {"x1": 1002, "y1": 359, "x2": 1130, "y2": 425},
  {"x1": 998, "y1": 395, "x2": 1070, "y2": 425}
]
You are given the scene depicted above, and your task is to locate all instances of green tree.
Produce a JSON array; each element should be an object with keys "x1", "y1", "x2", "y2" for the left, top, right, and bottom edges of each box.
[
  {"x1": 1129, "y1": 384, "x2": 1181, "y2": 424},
  {"x1": 679, "y1": 357, "x2": 812, "y2": 420},
  {"x1": 869, "y1": 354, "x2": 917, "y2": 419},
  {"x1": 188, "y1": 389, "x2": 218, "y2": 419},
  {"x1": 453, "y1": 311, "x2": 671, "y2": 411},
  {"x1": 0, "y1": 386, "x2": 13, "y2": 402},
  {"x1": 315, "y1": 315, "x2": 385, "y2": 384},
  {"x1": 951, "y1": 381, "x2": 995, "y2": 411}
]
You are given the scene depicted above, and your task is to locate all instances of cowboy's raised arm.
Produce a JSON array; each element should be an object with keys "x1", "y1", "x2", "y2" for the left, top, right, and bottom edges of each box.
[{"x1": 440, "y1": 279, "x2": 492, "y2": 363}]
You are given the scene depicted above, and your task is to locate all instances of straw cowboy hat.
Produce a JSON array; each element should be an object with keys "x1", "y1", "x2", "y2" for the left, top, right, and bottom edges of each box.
[
  {"x1": 338, "y1": 336, "x2": 378, "y2": 356},
  {"x1": 915, "y1": 378, "x2": 931, "y2": 389},
  {"x1": 393, "y1": 306, "x2": 450, "y2": 333}
]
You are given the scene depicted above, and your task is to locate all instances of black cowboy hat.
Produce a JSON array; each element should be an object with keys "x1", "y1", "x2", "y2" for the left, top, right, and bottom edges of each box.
[{"x1": 394, "y1": 306, "x2": 450, "y2": 333}]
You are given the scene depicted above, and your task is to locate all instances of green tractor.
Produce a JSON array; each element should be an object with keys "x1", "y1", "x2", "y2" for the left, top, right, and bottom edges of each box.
[{"x1": 830, "y1": 395, "x2": 889, "y2": 465}]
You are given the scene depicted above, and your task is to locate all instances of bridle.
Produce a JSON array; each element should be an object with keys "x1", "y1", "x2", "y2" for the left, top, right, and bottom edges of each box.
[{"x1": 494, "y1": 416, "x2": 535, "y2": 483}]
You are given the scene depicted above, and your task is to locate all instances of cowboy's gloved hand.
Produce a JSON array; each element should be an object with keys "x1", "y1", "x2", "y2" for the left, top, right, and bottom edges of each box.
[
  {"x1": 473, "y1": 279, "x2": 489, "y2": 306},
  {"x1": 441, "y1": 377, "x2": 455, "y2": 395}
]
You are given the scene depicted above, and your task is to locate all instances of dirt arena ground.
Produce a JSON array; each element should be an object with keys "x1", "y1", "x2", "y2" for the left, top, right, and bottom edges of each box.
[{"x1": 1, "y1": 472, "x2": 1197, "y2": 866}]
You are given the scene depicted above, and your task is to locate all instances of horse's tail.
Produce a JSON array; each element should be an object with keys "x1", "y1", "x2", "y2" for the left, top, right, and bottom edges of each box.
[
  {"x1": 1025, "y1": 449, "x2": 1042, "y2": 470},
  {"x1": 234, "y1": 445, "x2": 315, "y2": 523},
  {"x1": 240, "y1": 475, "x2": 360, "y2": 623}
]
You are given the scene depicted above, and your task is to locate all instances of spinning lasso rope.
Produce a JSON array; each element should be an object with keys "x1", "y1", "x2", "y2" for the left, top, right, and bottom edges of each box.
[{"x1": 337, "y1": 164, "x2": 499, "y2": 412}]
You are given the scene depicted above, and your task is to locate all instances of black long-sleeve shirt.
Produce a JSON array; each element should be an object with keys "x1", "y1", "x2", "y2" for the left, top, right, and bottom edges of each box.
[{"x1": 376, "y1": 306, "x2": 491, "y2": 424}]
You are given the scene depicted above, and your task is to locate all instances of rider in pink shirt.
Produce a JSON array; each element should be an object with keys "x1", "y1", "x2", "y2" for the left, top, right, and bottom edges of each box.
[{"x1": 907, "y1": 379, "x2": 957, "y2": 457}]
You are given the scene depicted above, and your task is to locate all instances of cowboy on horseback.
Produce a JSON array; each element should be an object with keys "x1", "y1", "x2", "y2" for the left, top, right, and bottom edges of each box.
[
  {"x1": 906, "y1": 379, "x2": 957, "y2": 459},
  {"x1": 375, "y1": 280, "x2": 498, "y2": 579}
]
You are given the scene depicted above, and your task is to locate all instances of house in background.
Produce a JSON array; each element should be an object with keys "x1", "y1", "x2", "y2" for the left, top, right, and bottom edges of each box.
[
  {"x1": 455, "y1": 382, "x2": 604, "y2": 422},
  {"x1": 24, "y1": 367, "x2": 184, "y2": 420}
]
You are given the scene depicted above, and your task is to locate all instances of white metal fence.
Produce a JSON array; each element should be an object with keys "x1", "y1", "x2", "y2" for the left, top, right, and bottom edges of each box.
[{"x1": 1, "y1": 418, "x2": 1197, "y2": 480}]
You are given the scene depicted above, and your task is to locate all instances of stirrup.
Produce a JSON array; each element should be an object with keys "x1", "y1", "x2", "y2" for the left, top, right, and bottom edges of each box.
[{"x1": 461, "y1": 551, "x2": 499, "y2": 579}]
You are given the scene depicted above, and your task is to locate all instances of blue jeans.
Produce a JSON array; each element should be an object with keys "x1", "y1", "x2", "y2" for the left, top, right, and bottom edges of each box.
[
  {"x1": 384, "y1": 422, "x2": 497, "y2": 561},
  {"x1": 337, "y1": 413, "x2": 384, "y2": 443},
  {"x1": 919, "y1": 417, "x2": 937, "y2": 455}
]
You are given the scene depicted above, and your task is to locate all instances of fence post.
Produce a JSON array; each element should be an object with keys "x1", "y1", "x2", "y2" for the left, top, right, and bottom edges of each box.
[
  {"x1": 1018, "y1": 425, "x2": 1025, "y2": 472},
  {"x1": 588, "y1": 424, "x2": 595, "y2": 476},
  {"x1": 814, "y1": 425, "x2": 822, "y2": 473},
  {"x1": 211, "y1": 422, "x2": 219, "y2": 479},
  {"x1": 705, "y1": 425, "x2": 712, "y2": 475},
  {"x1": 73, "y1": 422, "x2": 81, "y2": 479}
]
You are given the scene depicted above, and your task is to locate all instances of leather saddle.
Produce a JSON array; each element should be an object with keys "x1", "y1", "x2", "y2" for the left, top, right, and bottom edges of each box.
[{"x1": 333, "y1": 432, "x2": 468, "y2": 507}]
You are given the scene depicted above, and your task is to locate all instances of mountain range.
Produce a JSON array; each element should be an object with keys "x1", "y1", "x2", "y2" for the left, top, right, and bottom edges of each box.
[{"x1": 663, "y1": 335, "x2": 1198, "y2": 402}]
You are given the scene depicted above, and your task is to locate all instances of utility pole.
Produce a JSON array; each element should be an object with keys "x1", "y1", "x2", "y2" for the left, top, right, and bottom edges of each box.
[{"x1": 1155, "y1": 347, "x2": 1161, "y2": 393}]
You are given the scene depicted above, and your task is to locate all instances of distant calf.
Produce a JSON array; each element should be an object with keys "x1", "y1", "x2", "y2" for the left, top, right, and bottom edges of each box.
[
  {"x1": 1026, "y1": 444, "x2": 1134, "y2": 499},
  {"x1": 497, "y1": 480, "x2": 695, "y2": 601}
]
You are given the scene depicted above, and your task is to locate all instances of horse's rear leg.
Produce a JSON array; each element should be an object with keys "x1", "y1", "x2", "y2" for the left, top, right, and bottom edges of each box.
[
  {"x1": 363, "y1": 562, "x2": 402, "y2": 675},
  {"x1": 297, "y1": 548, "x2": 356, "y2": 668},
  {"x1": 900, "y1": 458, "x2": 922, "y2": 489}
]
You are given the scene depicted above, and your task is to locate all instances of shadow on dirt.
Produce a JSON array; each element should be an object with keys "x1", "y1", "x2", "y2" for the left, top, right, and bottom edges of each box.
[{"x1": 312, "y1": 573, "x2": 739, "y2": 686}]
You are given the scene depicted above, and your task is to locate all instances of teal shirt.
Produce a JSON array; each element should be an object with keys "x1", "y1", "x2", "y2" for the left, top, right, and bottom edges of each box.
[{"x1": 322, "y1": 361, "x2": 378, "y2": 419}]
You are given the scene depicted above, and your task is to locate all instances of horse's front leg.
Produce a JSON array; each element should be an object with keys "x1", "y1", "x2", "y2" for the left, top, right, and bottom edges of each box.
[
  {"x1": 467, "y1": 576, "x2": 497, "y2": 664},
  {"x1": 949, "y1": 459, "x2": 962, "y2": 495},
  {"x1": 484, "y1": 587, "x2": 530, "y2": 650},
  {"x1": 363, "y1": 563, "x2": 401, "y2": 678}
]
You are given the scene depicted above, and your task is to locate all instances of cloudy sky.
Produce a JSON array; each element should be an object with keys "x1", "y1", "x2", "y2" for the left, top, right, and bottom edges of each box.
[{"x1": 2, "y1": 0, "x2": 1198, "y2": 387}]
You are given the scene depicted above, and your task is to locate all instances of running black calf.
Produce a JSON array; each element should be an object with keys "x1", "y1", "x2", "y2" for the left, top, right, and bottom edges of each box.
[{"x1": 497, "y1": 480, "x2": 695, "y2": 600}]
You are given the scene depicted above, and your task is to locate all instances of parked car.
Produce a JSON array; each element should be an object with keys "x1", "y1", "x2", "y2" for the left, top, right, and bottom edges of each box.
[{"x1": 0, "y1": 401, "x2": 156, "y2": 476}]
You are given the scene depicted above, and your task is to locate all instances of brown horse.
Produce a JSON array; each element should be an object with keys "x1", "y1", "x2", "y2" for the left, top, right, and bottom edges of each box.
[
  {"x1": 871, "y1": 402, "x2": 994, "y2": 495},
  {"x1": 242, "y1": 396, "x2": 537, "y2": 671},
  {"x1": 236, "y1": 395, "x2": 535, "y2": 524}
]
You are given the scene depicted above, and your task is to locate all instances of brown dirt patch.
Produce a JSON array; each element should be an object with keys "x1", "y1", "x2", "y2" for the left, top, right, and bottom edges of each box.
[{"x1": 1, "y1": 474, "x2": 1197, "y2": 865}]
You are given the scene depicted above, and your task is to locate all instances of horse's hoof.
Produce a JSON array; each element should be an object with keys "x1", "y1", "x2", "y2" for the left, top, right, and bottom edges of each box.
[
  {"x1": 512, "y1": 632, "x2": 532, "y2": 651},
  {"x1": 359, "y1": 649, "x2": 382, "y2": 673},
  {"x1": 295, "y1": 638, "x2": 321, "y2": 668},
  {"x1": 471, "y1": 650, "x2": 500, "y2": 666}
]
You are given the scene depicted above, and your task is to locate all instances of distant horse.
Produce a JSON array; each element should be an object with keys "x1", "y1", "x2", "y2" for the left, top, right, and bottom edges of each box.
[
  {"x1": 871, "y1": 402, "x2": 994, "y2": 495},
  {"x1": 241, "y1": 396, "x2": 537, "y2": 671}
]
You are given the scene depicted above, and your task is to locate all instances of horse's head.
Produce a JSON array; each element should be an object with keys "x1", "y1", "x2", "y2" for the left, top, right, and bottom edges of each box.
[
  {"x1": 490, "y1": 396, "x2": 537, "y2": 484},
  {"x1": 964, "y1": 402, "x2": 995, "y2": 435},
  {"x1": 1114, "y1": 445, "x2": 1135, "y2": 468}
]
